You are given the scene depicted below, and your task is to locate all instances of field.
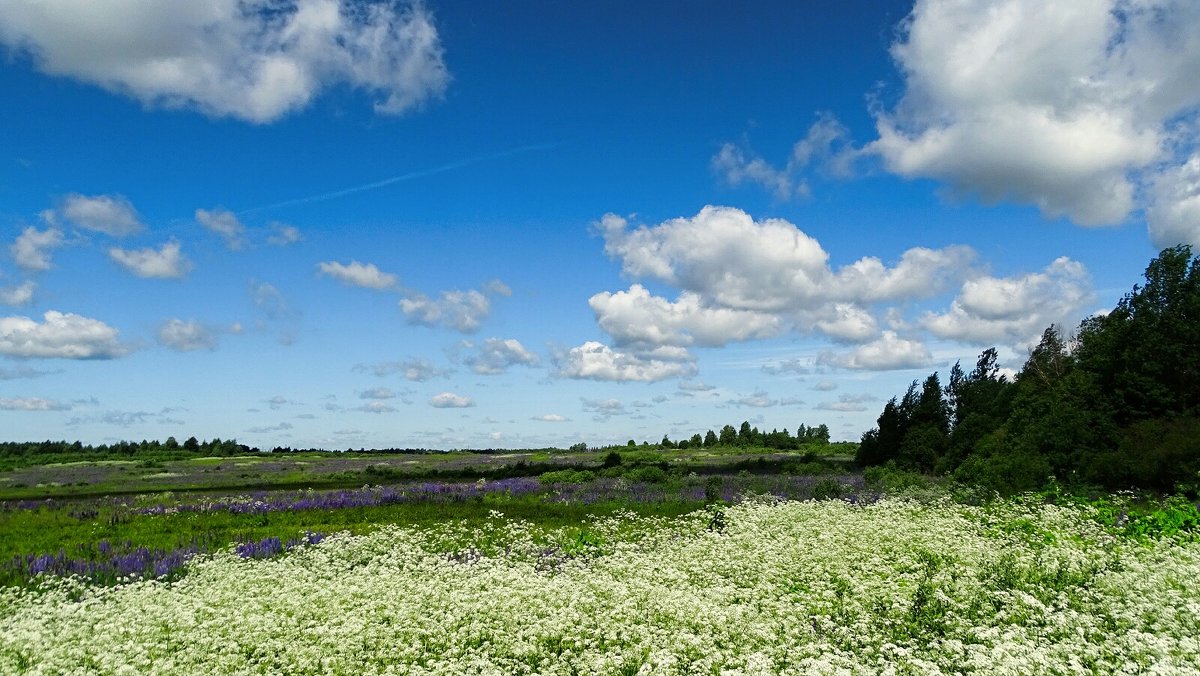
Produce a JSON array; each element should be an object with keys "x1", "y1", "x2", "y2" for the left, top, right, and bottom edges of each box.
[{"x1": 2, "y1": 447, "x2": 1199, "y2": 673}]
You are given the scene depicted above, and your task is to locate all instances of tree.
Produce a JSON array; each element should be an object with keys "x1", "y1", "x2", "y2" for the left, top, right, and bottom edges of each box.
[
  {"x1": 737, "y1": 421, "x2": 753, "y2": 446},
  {"x1": 689, "y1": 433, "x2": 703, "y2": 447},
  {"x1": 704, "y1": 430, "x2": 718, "y2": 447},
  {"x1": 183, "y1": 436, "x2": 201, "y2": 452},
  {"x1": 718, "y1": 425, "x2": 737, "y2": 446},
  {"x1": 896, "y1": 373, "x2": 950, "y2": 472}
]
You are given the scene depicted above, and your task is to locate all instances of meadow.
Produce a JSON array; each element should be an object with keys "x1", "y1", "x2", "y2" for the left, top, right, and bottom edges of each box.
[{"x1": 2, "y1": 447, "x2": 1199, "y2": 673}]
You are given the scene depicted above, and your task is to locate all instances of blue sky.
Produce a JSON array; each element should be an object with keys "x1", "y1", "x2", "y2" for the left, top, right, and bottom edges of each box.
[{"x1": 1, "y1": 0, "x2": 1198, "y2": 449}]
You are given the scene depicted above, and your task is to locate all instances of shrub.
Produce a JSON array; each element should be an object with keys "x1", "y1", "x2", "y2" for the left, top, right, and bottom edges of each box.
[{"x1": 538, "y1": 470, "x2": 594, "y2": 485}]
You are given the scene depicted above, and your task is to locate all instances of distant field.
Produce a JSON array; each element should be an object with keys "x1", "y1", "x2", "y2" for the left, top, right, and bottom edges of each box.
[{"x1": 0, "y1": 444, "x2": 853, "y2": 501}]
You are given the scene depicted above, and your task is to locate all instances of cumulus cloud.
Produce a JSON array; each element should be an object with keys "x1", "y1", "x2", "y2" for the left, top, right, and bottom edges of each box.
[
  {"x1": 464, "y1": 338, "x2": 538, "y2": 375},
  {"x1": 761, "y1": 358, "x2": 809, "y2": 376},
  {"x1": 355, "y1": 401, "x2": 397, "y2": 414},
  {"x1": 267, "y1": 222, "x2": 302, "y2": 246},
  {"x1": 316, "y1": 260, "x2": 397, "y2": 290},
  {"x1": 0, "y1": 310, "x2": 129, "y2": 359},
  {"x1": 555, "y1": 341, "x2": 697, "y2": 383},
  {"x1": 598, "y1": 207, "x2": 972, "y2": 314},
  {"x1": 1147, "y1": 153, "x2": 1200, "y2": 248},
  {"x1": 59, "y1": 193, "x2": 143, "y2": 236},
  {"x1": 0, "y1": 0, "x2": 449, "y2": 123},
  {"x1": 588, "y1": 207, "x2": 975, "y2": 359},
  {"x1": 582, "y1": 398, "x2": 625, "y2": 416},
  {"x1": 921, "y1": 256, "x2": 1094, "y2": 351},
  {"x1": 359, "y1": 387, "x2": 395, "y2": 400},
  {"x1": 711, "y1": 143, "x2": 797, "y2": 200},
  {"x1": 157, "y1": 318, "x2": 217, "y2": 351},
  {"x1": 532, "y1": 413, "x2": 568, "y2": 422},
  {"x1": 195, "y1": 208, "x2": 245, "y2": 249},
  {"x1": 355, "y1": 358, "x2": 449, "y2": 381},
  {"x1": 109, "y1": 241, "x2": 191, "y2": 278},
  {"x1": 590, "y1": 284, "x2": 782, "y2": 349},
  {"x1": 0, "y1": 281, "x2": 35, "y2": 306},
  {"x1": 869, "y1": 0, "x2": 1200, "y2": 231},
  {"x1": 429, "y1": 392, "x2": 473, "y2": 408},
  {"x1": 400, "y1": 282, "x2": 509, "y2": 333},
  {"x1": 816, "y1": 331, "x2": 933, "y2": 371},
  {"x1": 712, "y1": 115, "x2": 859, "y2": 199},
  {"x1": 0, "y1": 396, "x2": 71, "y2": 411},
  {"x1": 815, "y1": 303, "x2": 879, "y2": 343},
  {"x1": 11, "y1": 226, "x2": 65, "y2": 271},
  {"x1": 734, "y1": 391, "x2": 778, "y2": 408}
]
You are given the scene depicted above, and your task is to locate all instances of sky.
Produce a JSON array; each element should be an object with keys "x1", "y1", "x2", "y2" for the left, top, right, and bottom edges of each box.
[{"x1": 1, "y1": 0, "x2": 1198, "y2": 449}]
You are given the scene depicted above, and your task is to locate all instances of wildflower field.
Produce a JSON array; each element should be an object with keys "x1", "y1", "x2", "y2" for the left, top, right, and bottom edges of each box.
[{"x1": 3, "y1": 495, "x2": 1199, "y2": 674}]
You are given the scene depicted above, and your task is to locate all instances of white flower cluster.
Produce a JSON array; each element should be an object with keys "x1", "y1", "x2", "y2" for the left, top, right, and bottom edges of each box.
[{"x1": 2, "y1": 499, "x2": 1198, "y2": 674}]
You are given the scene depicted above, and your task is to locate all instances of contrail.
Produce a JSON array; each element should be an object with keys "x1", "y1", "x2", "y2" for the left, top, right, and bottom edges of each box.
[{"x1": 238, "y1": 142, "x2": 561, "y2": 214}]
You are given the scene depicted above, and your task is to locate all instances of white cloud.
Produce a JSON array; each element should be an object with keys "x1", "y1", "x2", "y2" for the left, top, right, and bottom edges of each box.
[
  {"x1": 359, "y1": 387, "x2": 395, "y2": 400},
  {"x1": 195, "y1": 208, "x2": 245, "y2": 249},
  {"x1": 401, "y1": 288, "x2": 495, "y2": 333},
  {"x1": 1147, "y1": 152, "x2": 1200, "y2": 248},
  {"x1": 0, "y1": 310, "x2": 129, "y2": 359},
  {"x1": 712, "y1": 115, "x2": 859, "y2": 199},
  {"x1": 815, "y1": 303, "x2": 878, "y2": 343},
  {"x1": 711, "y1": 143, "x2": 797, "y2": 200},
  {"x1": 532, "y1": 413, "x2": 568, "y2": 422},
  {"x1": 355, "y1": 401, "x2": 397, "y2": 414},
  {"x1": 317, "y1": 260, "x2": 397, "y2": 290},
  {"x1": 0, "y1": 281, "x2": 35, "y2": 306},
  {"x1": 11, "y1": 226, "x2": 65, "y2": 271},
  {"x1": 811, "y1": 380, "x2": 838, "y2": 391},
  {"x1": 157, "y1": 318, "x2": 217, "y2": 351},
  {"x1": 355, "y1": 358, "x2": 449, "y2": 381},
  {"x1": 465, "y1": 338, "x2": 539, "y2": 375},
  {"x1": 582, "y1": 398, "x2": 625, "y2": 415},
  {"x1": 921, "y1": 256, "x2": 1094, "y2": 351},
  {"x1": 598, "y1": 207, "x2": 972, "y2": 314},
  {"x1": 109, "y1": 241, "x2": 191, "y2": 278},
  {"x1": 555, "y1": 341, "x2": 697, "y2": 383},
  {"x1": 589, "y1": 284, "x2": 782, "y2": 349},
  {"x1": 0, "y1": 0, "x2": 449, "y2": 123},
  {"x1": 869, "y1": 0, "x2": 1200, "y2": 229},
  {"x1": 761, "y1": 358, "x2": 809, "y2": 376},
  {"x1": 429, "y1": 392, "x2": 473, "y2": 408},
  {"x1": 0, "y1": 396, "x2": 71, "y2": 411},
  {"x1": 817, "y1": 331, "x2": 933, "y2": 371},
  {"x1": 267, "y1": 222, "x2": 302, "y2": 246},
  {"x1": 734, "y1": 391, "x2": 777, "y2": 408},
  {"x1": 59, "y1": 193, "x2": 143, "y2": 236}
]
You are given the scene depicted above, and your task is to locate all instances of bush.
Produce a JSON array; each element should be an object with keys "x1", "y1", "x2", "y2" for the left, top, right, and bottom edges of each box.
[
  {"x1": 622, "y1": 466, "x2": 668, "y2": 484},
  {"x1": 863, "y1": 464, "x2": 929, "y2": 493},
  {"x1": 811, "y1": 478, "x2": 848, "y2": 501},
  {"x1": 538, "y1": 470, "x2": 595, "y2": 485}
]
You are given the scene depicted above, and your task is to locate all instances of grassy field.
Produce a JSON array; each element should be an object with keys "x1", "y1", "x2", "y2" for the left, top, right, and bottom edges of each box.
[{"x1": 3, "y1": 446, "x2": 1199, "y2": 673}]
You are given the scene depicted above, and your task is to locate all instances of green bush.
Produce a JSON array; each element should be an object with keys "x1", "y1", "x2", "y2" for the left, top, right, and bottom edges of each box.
[
  {"x1": 622, "y1": 466, "x2": 667, "y2": 483},
  {"x1": 538, "y1": 470, "x2": 595, "y2": 485},
  {"x1": 811, "y1": 478, "x2": 848, "y2": 501}
]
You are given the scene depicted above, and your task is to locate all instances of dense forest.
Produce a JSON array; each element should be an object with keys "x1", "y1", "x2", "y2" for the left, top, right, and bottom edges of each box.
[{"x1": 857, "y1": 245, "x2": 1200, "y2": 494}]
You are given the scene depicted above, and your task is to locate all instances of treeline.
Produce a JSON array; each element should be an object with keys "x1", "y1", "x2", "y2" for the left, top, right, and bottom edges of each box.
[
  {"x1": 0, "y1": 437, "x2": 258, "y2": 470},
  {"x1": 857, "y1": 245, "x2": 1200, "y2": 494},
  {"x1": 657, "y1": 421, "x2": 831, "y2": 450}
]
